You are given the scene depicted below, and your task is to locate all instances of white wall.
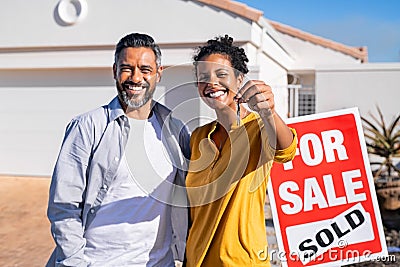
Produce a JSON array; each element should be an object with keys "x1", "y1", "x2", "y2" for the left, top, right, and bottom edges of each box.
[
  {"x1": 0, "y1": 64, "x2": 212, "y2": 176},
  {"x1": 2, "y1": 0, "x2": 388, "y2": 177},
  {"x1": 0, "y1": 68, "x2": 116, "y2": 176},
  {"x1": 278, "y1": 33, "x2": 363, "y2": 70},
  {"x1": 155, "y1": 64, "x2": 209, "y2": 131},
  {"x1": 0, "y1": 0, "x2": 253, "y2": 48},
  {"x1": 0, "y1": 0, "x2": 257, "y2": 176},
  {"x1": 316, "y1": 63, "x2": 400, "y2": 122}
]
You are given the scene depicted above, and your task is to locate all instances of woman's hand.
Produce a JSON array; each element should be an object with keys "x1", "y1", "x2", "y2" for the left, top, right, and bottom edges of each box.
[
  {"x1": 235, "y1": 80, "x2": 294, "y2": 150},
  {"x1": 235, "y1": 80, "x2": 275, "y2": 119}
]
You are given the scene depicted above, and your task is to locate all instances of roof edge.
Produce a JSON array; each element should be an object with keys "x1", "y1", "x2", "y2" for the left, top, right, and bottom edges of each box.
[
  {"x1": 268, "y1": 20, "x2": 368, "y2": 63},
  {"x1": 194, "y1": 0, "x2": 263, "y2": 21}
]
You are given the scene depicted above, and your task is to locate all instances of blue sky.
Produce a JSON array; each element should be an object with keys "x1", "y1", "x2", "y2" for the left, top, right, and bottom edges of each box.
[{"x1": 237, "y1": 0, "x2": 400, "y2": 62}]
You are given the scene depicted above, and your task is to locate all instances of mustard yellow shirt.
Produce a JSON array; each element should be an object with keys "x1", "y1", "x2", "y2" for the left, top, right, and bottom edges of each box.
[{"x1": 186, "y1": 113, "x2": 297, "y2": 267}]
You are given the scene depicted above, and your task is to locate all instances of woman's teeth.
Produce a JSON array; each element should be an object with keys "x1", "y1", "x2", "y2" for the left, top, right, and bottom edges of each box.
[{"x1": 209, "y1": 91, "x2": 225, "y2": 98}]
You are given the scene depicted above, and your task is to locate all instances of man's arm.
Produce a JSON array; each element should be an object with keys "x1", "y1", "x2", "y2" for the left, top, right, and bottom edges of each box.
[{"x1": 47, "y1": 119, "x2": 92, "y2": 267}]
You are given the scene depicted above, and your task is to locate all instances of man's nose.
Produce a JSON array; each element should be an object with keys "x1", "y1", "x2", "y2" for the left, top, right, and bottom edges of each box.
[{"x1": 130, "y1": 69, "x2": 143, "y2": 83}]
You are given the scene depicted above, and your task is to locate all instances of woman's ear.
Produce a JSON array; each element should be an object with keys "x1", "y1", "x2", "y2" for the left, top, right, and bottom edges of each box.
[{"x1": 237, "y1": 73, "x2": 244, "y2": 88}]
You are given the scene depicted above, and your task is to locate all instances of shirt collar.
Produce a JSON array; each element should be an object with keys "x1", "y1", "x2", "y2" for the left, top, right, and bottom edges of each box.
[{"x1": 107, "y1": 96, "x2": 126, "y2": 122}]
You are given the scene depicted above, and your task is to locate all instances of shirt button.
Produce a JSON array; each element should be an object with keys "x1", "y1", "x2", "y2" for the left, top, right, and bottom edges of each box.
[
  {"x1": 114, "y1": 157, "x2": 119, "y2": 162},
  {"x1": 90, "y1": 208, "x2": 95, "y2": 214},
  {"x1": 102, "y1": 184, "x2": 108, "y2": 190}
]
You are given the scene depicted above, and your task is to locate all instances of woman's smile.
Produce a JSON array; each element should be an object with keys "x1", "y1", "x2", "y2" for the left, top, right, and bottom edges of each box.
[{"x1": 204, "y1": 86, "x2": 229, "y2": 99}]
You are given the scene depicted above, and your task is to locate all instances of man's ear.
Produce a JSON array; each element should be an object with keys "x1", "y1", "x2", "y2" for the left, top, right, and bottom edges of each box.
[
  {"x1": 113, "y1": 63, "x2": 117, "y2": 80},
  {"x1": 156, "y1": 66, "x2": 163, "y2": 82}
]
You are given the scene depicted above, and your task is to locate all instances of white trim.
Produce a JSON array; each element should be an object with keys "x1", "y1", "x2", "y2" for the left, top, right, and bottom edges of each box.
[{"x1": 316, "y1": 63, "x2": 400, "y2": 72}]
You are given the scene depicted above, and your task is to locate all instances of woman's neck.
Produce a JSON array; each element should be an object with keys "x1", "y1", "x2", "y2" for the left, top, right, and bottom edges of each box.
[{"x1": 215, "y1": 107, "x2": 236, "y2": 131}]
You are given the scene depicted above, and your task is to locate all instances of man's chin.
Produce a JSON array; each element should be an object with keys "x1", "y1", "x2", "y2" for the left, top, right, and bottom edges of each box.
[
  {"x1": 124, "y1": 95, "x2": 153, "y2": 110},
  {"x1": 119, "y1": 87, "x2": 155, "y2": 110},
  {"x1": 125, "y1": 99, "x2": 146, "y2": 109}
]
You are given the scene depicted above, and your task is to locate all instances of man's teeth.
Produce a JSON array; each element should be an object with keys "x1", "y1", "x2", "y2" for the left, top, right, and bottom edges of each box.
[
  {"x1": 128, "y1": 85, "x2": 144, "y2": 91},
  {"x1": 209, "y1": 91, "x2": 225, "y2": 98}
]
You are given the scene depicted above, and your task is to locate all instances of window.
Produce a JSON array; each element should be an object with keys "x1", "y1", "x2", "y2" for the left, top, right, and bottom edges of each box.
[{"x1": 288, "y1": 85, "x2": 315, "y2": 117}]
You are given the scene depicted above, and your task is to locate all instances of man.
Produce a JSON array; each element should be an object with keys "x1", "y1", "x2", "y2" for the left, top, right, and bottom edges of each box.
[{"x1": 47, "y1": 33, "x2": 190, "y2": 266}]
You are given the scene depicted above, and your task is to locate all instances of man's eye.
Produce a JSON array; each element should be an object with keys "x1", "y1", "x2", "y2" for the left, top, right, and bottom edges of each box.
[
  {"x1": 121, "y1": 68, "x2": 131, "y2": 72},
  {"x1": 141, "y1": 69, "x2": 151, "y2": 74}
]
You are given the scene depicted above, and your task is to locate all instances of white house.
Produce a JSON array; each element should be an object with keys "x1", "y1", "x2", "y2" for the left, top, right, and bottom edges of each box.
[{"x1": 0, "y1": 0, "x2": 399, "y2": 176}]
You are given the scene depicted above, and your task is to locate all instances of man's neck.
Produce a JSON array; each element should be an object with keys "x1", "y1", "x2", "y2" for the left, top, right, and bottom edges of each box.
[{"x1": 125, "y1": 100, "x2": 153, "y2": 120}]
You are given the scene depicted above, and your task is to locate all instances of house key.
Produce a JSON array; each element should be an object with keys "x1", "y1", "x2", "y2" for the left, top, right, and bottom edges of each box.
[{"x1": 236, "y1": 99, "x2": 241, "y2": 126}]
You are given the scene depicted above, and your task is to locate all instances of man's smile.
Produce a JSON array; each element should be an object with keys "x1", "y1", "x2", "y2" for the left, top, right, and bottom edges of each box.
[{"x1": 123, "y1": 82, "x2": 148, "y2": 94}]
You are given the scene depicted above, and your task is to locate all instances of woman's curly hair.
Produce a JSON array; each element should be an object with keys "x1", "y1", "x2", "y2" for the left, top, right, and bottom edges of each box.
[{"x1": 193, "y1": 34, "x2": 249, "y2": 77}]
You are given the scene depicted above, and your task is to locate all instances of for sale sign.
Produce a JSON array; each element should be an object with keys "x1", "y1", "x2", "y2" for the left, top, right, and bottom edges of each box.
[{"x1": 268, "y1": 108, "x2": 387, "y2": 267}]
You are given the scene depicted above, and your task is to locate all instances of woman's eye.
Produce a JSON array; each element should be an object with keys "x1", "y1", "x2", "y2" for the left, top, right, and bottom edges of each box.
[
  {"x1": 198, "y1": 76, "x2": 209, "y2": 82},
  {"x1": 217, "y1": 73, "x2": 228, "y2": 78}
]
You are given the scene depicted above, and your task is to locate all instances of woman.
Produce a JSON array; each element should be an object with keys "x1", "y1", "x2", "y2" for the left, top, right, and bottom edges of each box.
[{"x1": 185, "y1": 35, "x2": 298, "y2": 266}]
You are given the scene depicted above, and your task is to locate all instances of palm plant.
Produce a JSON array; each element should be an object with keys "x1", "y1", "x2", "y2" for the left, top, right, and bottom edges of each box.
[{"x1": 361, "y1": 106, "x2": 400, "y2": 181}]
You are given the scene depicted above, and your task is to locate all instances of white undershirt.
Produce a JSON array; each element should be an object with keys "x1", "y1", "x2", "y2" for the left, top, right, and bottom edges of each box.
[{"x1": 84, "y1": 114, "x2": 176, "y2": 267}]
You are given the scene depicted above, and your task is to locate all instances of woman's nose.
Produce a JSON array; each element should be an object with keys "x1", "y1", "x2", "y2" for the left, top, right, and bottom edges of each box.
[{"x1": 207, "y1": 75, "x2": 219, "y2": 86}]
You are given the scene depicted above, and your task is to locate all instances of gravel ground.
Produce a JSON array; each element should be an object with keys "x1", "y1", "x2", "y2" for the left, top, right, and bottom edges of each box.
[
  {"x1": 345, "y1": 228, "x2": 400, "y2": 267},
  {"x1": 0, "y1": 176, "x2": 398, "y2": 267}
]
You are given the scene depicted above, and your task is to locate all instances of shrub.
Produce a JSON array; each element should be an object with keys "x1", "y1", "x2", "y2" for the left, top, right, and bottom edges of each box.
[{"x1": 361, "y1": 106, "x2": 400, "y2": 181}]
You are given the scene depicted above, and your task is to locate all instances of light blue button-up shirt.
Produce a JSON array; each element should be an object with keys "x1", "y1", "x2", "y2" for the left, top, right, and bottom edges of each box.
[{"x1": 47, "y1": 97, "x2": 190, "y2": 267}]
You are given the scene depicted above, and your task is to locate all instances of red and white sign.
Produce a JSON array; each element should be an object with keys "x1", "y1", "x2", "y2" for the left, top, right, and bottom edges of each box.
[{"x1": 268, "y1": 108, "x2": 387, "y2": 267}]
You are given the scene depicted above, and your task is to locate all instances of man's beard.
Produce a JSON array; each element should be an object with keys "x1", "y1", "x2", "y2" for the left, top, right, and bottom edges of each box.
[{"x1": 117, "y1": 81, "x2": 155, "y2": 109}]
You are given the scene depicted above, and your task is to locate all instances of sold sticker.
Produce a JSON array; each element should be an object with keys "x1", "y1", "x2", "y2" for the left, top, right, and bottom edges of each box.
[
  {"x1": 286, "y1": 203, "x2": 373, "y2": 265},
  {"x1": 268, "y1": 108, "x2": 387, "y2": 267}
]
